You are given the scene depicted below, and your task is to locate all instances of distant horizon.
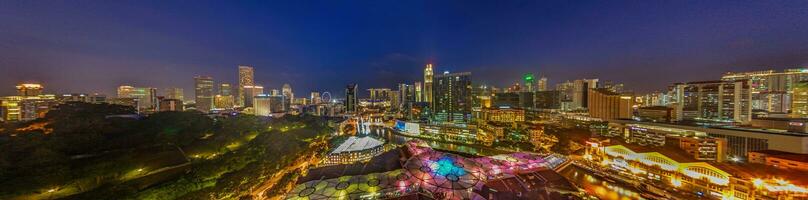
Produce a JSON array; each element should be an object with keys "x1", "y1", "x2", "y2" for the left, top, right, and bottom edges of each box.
[
  {"x1": 1, "y1": 64, "x2": 803, "y2": 99},
  {"x1": 3, "y1": 1, "x2": 808, "y2": 97}
]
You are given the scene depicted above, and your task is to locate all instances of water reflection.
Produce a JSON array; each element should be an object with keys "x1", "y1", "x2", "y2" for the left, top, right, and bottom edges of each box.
[
  {"x1": 560, "y1": 166, "x2": 646, "y2": 200},
  {"x1": 365, "y1": 125, "x2": 499, "y2": 156}
]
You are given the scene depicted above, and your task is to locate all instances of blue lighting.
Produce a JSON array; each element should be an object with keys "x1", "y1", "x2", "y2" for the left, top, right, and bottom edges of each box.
[{"x1": 429, "y1": 157, "x2": 467, "y2": 177}]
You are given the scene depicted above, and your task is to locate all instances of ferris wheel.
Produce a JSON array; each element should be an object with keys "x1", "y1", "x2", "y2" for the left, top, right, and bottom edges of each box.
[{"x1": 321, "y1": 91, "x2": 332, "y2": 103}]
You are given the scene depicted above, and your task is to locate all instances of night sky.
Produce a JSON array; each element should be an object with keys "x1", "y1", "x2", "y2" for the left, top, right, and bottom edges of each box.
[{"x1": 3, "y1": 1, "x2": 808, "y2": 98}]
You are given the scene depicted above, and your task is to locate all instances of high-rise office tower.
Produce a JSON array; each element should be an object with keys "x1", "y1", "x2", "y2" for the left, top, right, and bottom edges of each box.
[
  {"x1": 670, "y1": 80, "x2": 752, "y2": 123},
  {"x1": 434, "y1": 71, "x2": 472, "y2": 122},
  {"x1": 16, "y1": 84, "x2": 43, "y2": 97},
  {"x1": 215, "y1": 83, "x2": 234, "y2": 109},
  {"x1": 118, "y1": 85, "x2": 155, "y2": 112},
  {"x1": 311, "y1": 92, "x2": 321, "y2": 104},
  {"x1": 117, "y1": 86, "x2": 135, "y2": 98},
  {"x1": 722, "y1": 68, "x2": 808, "y2": 112},
  {"x1": 588, "y1": 88, "x2": 635, "y2": 120},
  {"x1": 398, "y1": 83, "x2": 416, "y2": 109},
  {"x1": 312, "y1": 92, "x2": 321, "y2": 104},
  {"x1": 556, "y1": 81, "x2": 575, "y2": 110},
  {"x1": 573, "y1": 79, "x2": 599, "y2": 109},
  {"x1": 282, "y1": 83, "x2": 293, "y2": 110},
  {"x1": 368, "y1": 88, "x2": 391, "y2": 101},
  {"x1": 424, "y1": 64, "x2": 434, "y2": 105},
  {"x1": 414, "y1": 82, "x2": 423, "y2": 102},
  {"x1": 214, "y1": 95, "x2": 234, "y2": 109},
  {"x1": 538, "y1": 77, "x2": 548, "y2": 91},
  {"x1": 237, "y1": 65, "x2": 254, "y2": 107},
  {"x1": 791, "y1": 81, "x2": 808, "y2": 118},
  {"x1": 194, "y1": 76, "x2": 214, "y2": 112},
  {"x1": 165, "y1": 88, "x2": 184, "y2": 100},
  {"x1": 219, "y1": 83, "x2": 232, "y2": 96},
  {"x1": 345, "y1": 84, "x2": 358, "y2": 113},
  {"x1": 242, "y1": 85, "x2": 264, "y2": 107},
  {"x1": 254, "y1": 94, "x2": 285, "y2": 116},
  {"x1": 148, "y1": 88, "x2": 158, "y2": 111},
  {"x1": 159, "y1": 98, "x2": 184, "y2": 112},
  {"x1": 523, "y1": 73, "x2": 536, "y2": 92}
]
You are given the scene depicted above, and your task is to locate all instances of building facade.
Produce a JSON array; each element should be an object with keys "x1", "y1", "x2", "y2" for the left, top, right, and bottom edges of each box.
[
  {"x1": 237, "y1": 65, "x2": 254, "y2": 106},
  {"x1": 670, "y1": 80, "x2": 752, "y2": 124},
  {"x1": 194, "y1": 76, "x2": 214, "y2": 112},
  {"x1": 433, "y1": 71, "x2": 472, "y2": 122}
]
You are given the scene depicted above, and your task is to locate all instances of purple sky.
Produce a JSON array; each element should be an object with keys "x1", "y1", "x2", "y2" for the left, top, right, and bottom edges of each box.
[{"x1": 2, "y1": 1, "x2": 808, "y2": 98}]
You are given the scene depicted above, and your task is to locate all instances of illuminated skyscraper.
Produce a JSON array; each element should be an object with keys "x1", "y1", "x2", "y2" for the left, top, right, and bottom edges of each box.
[
  {"x1": 414, "y1": 82, "x2": 423, "y2": 102},
  {"x1": 214, "y1": 95, "x2": 234, "y2": 109},
  {"x1": 117, "y1": 86, "x2": 135, "y2": 98},
  {"x1": 573, "y1": 79, "x2": 598, "y2": 109},
  {"x1": 237, "y1": 65, "x2": 254, "y2": 106},
  {"x1": 194, "y1": 76, "x2": 214, "y2": 112},
  {"x1": 587, "y1": 88, "x2": 635, "y2": 120},
  {"x1": 345, "y1": 84, "x2": 358, "y2": 113},
  {"x1": 311, "y1": 92, "x2": 321, "y2": 104},
  {"x1": 434, "y1": 71, "x2": 472, "y2": 122},
  {"x1": 164, "y1": 87, "x2": 184, "y2": 100},
  {"x1": 219, "y1": 83, "x2": 232, "y2": 96},
  {"x1": 16, "y1": 83, "x2": 43, "y2": 97},
  {"x1": 118, "y1": 85, "x2": 155, "y2": 112},
  {"x1": 368, "y1": 88, "x2": 391, "y2": 101},
  {"x1": 242, "y1": 85, "x2": 264, "y2": 107},
  {"x1": 423, "y1": 64, "x2": 434, "y2": 105},
  {"x1": 792, "y1": 81, "x2": 808, "y2": 117},
  {"x1": 670, "y1": 80, "x2": 752, "y2": 123},
  {"x1": 538, "y1": 77, "x2": 548, "y2": 91},
  {"x1": 254, "y1": 94, "x2": 285, "y2": 116},
  {"x1": 523, "y1": 73, "x2": 535, "y2": 92},
  {"x1": 282, "y1": 83, "x2": 293, "y2": 111},
  {"x1": 214, "y1": 83, "x2": 234, "y2": 109}
]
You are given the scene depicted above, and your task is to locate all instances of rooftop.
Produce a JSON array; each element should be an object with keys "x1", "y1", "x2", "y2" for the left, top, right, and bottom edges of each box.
[
  {"x1": 751, "y1": 149, "x2": 808, "y2": 163},
  {"x1": 331, "y1": 136, "x2": 384, "y2": 154}
]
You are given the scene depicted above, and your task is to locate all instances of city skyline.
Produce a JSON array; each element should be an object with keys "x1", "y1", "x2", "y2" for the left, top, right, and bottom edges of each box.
[
  {"x1": 4, "y1": 2, "x2": 808, "y2": 199},
  {"x1": 4, "y1": 1, "x2": 808, "y2": 96}
]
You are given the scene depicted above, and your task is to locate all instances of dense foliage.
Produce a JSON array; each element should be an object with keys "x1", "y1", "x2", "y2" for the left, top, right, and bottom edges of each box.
[{"x1": 0, "y1": 102, "x2": 333, "y2": 199}]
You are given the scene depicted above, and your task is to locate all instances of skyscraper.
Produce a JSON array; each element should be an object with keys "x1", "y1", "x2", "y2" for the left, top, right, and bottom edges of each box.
[
  {"x1": 118, "y1": 85, "x2": 155, "y2": 112},
  {"x1": 523, "y1": 73, "x2": 535, "y2": 92},
  {"x1": 537, "y1": 77, "x2": 548, "y2": 91},
  {"x1": 573, "y1": 79, "x2": 598, "y2": 109},
  {"x1": 242, "y1": 85, "x2": 264, "y2": 107},
  {"x1": 254, "y1": 94, "x2": 285, "y2": 116},
  {"x1": 148, "y1": 87, "x2": 158, "y2": 111},
  {"x1": 215, "y1": 83, "x2": 234, "y2": 109},
  {"x1": 311, "y1": 92, "x2": 321, "y2": 104},
  {"x1": 434, "y1": 71, "x2": 472, "y2": 122},
  {"x1": 219, "y1": 83, "x2": 232, "y2": 96},
  {"x1": 117, "y1": 86, "x2": 135, "y2": 98},
  {"x1": 670, "y1": 80, "x2": 752, "y2": 123},
  {"x1": 588, "y1": 88, "x2": 635, "y2": 120},
  {"x1": 282, "y1": 83, "x2": 293, "y2": 111},
  {"x1": 165, "y1": 88, "x2": 184, "y2": 100},
  {"x1": 194, "y1": 76, "x2": 214, "y2": 112},
  {"x1": 424, "y1": 63, "x2": 434, "y2": 105},
  {"x1": 16, "y1": 84, "x2": 43, "y2": 97},
  {"x1": 237, "y1": 65, "x2": 254, "y2": 107},
  {"x1": 722, "y1": 69, "x2": 808, "y2": 112},
  {"x1": 345, "y1": 84, "x2": 358, "y2": 113},
  {"x1": 792, "y1": 81, "x2": 808, "y2": 118},
  {"x1": 414, "y1": 82, "x2": 423, "y2": 102}
]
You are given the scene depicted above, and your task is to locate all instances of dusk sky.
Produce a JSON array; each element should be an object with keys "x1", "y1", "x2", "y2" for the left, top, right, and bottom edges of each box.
[{"x1": 3, "y1": 1, "x2": 808, "y2": 98}]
